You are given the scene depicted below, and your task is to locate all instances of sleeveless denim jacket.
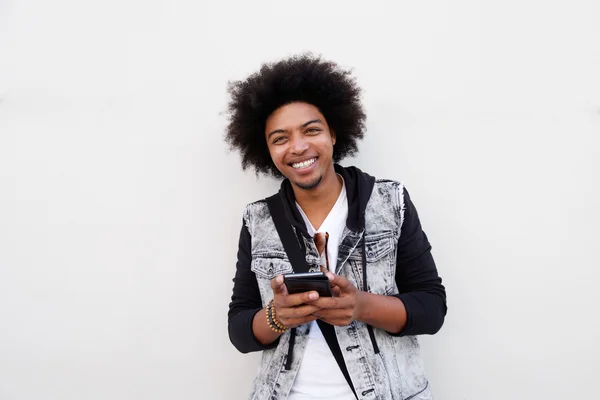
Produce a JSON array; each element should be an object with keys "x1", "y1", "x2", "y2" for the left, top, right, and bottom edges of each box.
[{"x1": 243, "y1": 179, "x2": 433, "y2": 400}]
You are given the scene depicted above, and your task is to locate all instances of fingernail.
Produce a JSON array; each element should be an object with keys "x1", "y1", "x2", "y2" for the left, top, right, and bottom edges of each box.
[{"x1": 309, "y1": 292, "x2": 318, "y2": 300}]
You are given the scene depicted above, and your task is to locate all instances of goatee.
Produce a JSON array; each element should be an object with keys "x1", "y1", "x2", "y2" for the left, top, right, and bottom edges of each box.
[{"x1": 294, "y1": 175, "x2": 323, "y2": 190}]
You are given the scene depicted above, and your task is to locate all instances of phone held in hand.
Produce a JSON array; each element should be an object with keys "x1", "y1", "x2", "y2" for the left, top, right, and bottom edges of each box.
[{"x1": 283, "y1": 272, "x2": 332, "y2": 297}]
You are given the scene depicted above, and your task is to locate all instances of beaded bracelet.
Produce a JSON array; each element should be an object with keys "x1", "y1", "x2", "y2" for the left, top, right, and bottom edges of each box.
[
  {"x1": 266, "y1": 299, "x2": 288, "y2": 333},
  {"x1": 267, "y1": 300, "x2": 287, "y2": 332},
  {"x1": 270, "y1": 301, "x2": 287, "y2": 330},
  {"x1": 266, "y1": 302, "x2": 286, "y2": 333}
]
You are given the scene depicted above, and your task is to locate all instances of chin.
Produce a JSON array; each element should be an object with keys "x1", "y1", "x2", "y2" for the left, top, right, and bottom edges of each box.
[{"x1": 294, "y1": 175, "x2": 323, "y2": 190}]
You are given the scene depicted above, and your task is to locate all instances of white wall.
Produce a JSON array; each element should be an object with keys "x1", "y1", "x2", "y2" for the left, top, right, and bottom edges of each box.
[{"x1": 1, "y1": 0, "x2": 599, "y2": 399}]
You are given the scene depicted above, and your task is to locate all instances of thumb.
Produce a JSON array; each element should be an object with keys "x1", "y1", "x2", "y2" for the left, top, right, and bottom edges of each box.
[
  {"x1": 270, "y1": 274, "x2": 287, "y2": 295},
  {"x1": 331, "y1": 286, "x2": 342, "y2": 297},
  {"x1": 327, "y1": 272, "x2": 355, "y2": 293}
]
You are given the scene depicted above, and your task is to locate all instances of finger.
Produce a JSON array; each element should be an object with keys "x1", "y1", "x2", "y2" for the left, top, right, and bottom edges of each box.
[
  {"x1": 328, "y1": 273, "x2": 356, "y2": 293},
  {"x1": 278, "y1": 304, "x2": 321, "y2": 320},
  {"x1": 331, "y1": 286, "x2": 342, "y2": 297},
  {"x1": 312, "y1": 308, "x2": 353, "y2": 319},
  {"x1": 312, "y1": 309, "x2": 333, "y2": 319},
  {"x1": 285, "y1": 314, "x2": 319, "y2": 328},
  {"x1": 307, "y1": 296, "x2": 342, "y2": 309},
  {"x1": 325, "y1": 272, "x2": 341, "y2": 296},
  {"x1": 278, "y1": 291, "x2": 319, "y2": 307},
  {"x1": 270, "y1": 275, "x2": 286, "y2": 295},
  {"x1": 310, "y1": 294, "x2": 355, "y2": 310}
]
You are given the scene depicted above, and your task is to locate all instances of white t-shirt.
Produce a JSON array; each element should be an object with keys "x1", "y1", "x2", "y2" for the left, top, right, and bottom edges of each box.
[{"x1": 288, "y1": 177, "x2": 355, "y2": 400}]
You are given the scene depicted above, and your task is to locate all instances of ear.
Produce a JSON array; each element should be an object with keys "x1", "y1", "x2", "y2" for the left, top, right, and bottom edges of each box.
[{"x1": 330, "y1": 130, "x2": 336, "y2": 146}]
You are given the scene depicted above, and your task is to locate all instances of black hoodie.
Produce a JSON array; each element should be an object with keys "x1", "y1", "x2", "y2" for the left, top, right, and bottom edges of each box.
[{"x1": 228, "y1": 165, "x2": 447, "y2": 393}]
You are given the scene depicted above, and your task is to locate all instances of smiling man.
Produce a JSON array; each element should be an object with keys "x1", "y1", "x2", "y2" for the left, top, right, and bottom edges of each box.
[
  {"x1": 267, "y1": 105, "x2": 334, "y2": 191},
  {"x1": 226, "y1": 54, "x2": 447, "y2": 400}
]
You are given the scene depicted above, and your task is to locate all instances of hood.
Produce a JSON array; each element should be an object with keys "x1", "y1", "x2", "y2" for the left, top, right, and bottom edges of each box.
[{"x1": 277, "y1": 164, "x2": 376, "y2": 237}]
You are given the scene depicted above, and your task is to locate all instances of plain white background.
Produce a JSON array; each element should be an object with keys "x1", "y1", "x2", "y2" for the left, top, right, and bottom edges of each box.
[{"x1": 1, "y1": 0, "x2": 599, "y2": 399}]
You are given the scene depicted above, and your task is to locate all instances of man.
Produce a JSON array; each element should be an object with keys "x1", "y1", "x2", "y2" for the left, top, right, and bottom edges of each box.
[{"x1": 226, "y1": 54, "x2": 447, "y2": 400}]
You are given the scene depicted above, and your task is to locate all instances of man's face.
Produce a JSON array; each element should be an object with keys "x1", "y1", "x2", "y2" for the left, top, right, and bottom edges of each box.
[{"x1": 265, "y1": 102, "x2": 336, "y2": 190}]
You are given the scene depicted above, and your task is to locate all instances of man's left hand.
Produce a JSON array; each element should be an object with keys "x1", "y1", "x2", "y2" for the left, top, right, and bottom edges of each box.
[{"x1": 309, "y1": 272, "x2": 364, "y2": 326}]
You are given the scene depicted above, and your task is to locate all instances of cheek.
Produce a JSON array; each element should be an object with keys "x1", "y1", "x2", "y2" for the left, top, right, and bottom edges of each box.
[
  {"x1": 268, "y1": 147, "x2": 285, "y2": 166},
  {"x1": 318, "y1": 138, "x2": 334, "y2": 156}
]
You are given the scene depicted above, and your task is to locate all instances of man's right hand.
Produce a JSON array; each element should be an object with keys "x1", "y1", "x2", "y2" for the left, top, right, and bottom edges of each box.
[{"x1": 270, "y1": 274, "x2": 321, "y2": 328}]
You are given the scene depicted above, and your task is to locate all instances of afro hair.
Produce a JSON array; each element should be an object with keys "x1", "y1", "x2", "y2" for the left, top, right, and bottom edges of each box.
[{"x1": 225, "y1": 53, "x2": 366, "y2": 176}]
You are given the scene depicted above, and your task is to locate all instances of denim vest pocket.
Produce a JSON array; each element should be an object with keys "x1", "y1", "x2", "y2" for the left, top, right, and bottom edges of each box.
[
  {"x1": 349, "y1": 231, "x2": 397, "y2": 295},
  {"x1": 251, "y1": 254, "x2": 294, "y2": 308},
  {"x1": 251, "y1": 253, "x2": 294, "y2": 280},
  {"x1": 364, "y1": 231, "x2": 395, "y2": 262}
]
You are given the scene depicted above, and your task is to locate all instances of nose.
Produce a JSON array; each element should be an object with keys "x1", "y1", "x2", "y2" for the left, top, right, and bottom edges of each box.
[{"x1": 289, "y1": 133, "x2": 309, "y2": 154}]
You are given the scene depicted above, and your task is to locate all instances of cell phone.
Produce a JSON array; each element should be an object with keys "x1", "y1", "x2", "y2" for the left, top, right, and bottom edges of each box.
[{"x1": 283, "y1": 272, "x2": 332, "y2": 297}]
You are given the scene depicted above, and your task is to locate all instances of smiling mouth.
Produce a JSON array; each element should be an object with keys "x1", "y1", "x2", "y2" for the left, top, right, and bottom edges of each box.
[{"x1": 291, "y1": 157, "x2": 317, "y2": 169}]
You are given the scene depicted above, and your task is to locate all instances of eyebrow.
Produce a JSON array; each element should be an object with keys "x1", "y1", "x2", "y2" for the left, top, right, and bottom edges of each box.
[
  {"x1": 267, "y1": 119, "x2": 324, "y2": 139},
  {"x1": 300, "y1": 119, "x2": 323, "y2": 128}
]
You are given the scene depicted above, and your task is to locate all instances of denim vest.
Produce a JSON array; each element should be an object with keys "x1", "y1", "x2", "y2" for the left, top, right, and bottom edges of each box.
[{"x1": 243, "y1": 180, "x2": 433, "y2": 400}]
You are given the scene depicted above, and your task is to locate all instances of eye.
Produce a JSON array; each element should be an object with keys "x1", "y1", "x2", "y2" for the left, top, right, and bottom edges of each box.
[
  {"x1": 272, "y1": 136, "x2": 288, "y2": 145},
  {"x1": 306, "y1": 127, "x2": 321, "y2": 134}
]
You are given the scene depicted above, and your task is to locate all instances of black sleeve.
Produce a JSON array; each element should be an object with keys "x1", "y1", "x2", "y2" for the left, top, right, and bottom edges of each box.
[
  {"x1": 388, "y1": 188, "x2": 447, "y2": 336},
  {"x1": 227, "y1": 221, "x2": 280, "y2": 353}
]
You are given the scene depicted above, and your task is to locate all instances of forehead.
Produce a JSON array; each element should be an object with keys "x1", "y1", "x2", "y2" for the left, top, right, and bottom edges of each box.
[{"x1": 265, "y1": 102, "x2": 326, "y2": 131}]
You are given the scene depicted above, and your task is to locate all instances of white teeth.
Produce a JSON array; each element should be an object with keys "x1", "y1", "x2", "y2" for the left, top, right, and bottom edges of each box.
[{"x1": 292, "y1": 158, "x2": 316, "y2": 169}]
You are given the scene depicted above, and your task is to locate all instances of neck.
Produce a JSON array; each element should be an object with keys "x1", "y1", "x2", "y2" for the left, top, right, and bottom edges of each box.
[{"x1": 292, "y1": 165, "x2": 342, "y2": 228}]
